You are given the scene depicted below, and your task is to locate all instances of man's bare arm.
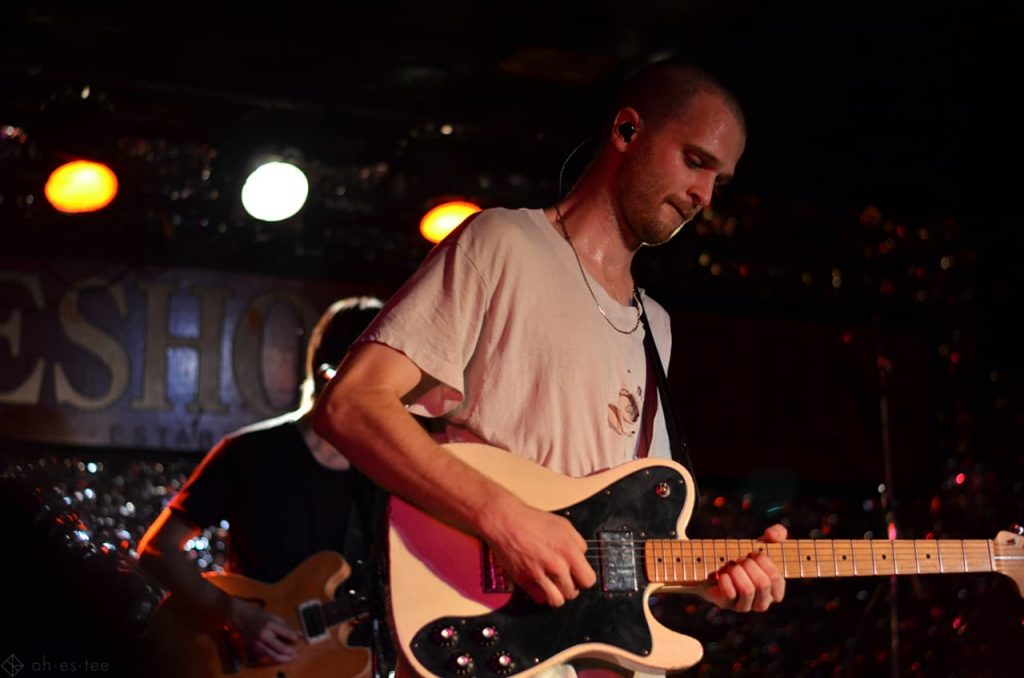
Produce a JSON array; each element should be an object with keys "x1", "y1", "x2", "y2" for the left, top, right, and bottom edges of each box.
[{"x1": 312, "y1": 341, "x2": 596, "y2": 606}]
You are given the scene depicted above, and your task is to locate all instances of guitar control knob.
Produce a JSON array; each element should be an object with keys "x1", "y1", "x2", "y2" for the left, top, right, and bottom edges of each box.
[
  {"x1": 488, "y1": 651, "x2": 516, "y2": 675},
  {"x1": 434, "y1": 625, "x2": 459, "y2": 646},
  {"x1": 477, "y1": 625, "x2": 499, "y2": 645},
  {"x1": 446, "y1": 652, "x2": 475, "y2": 675}
]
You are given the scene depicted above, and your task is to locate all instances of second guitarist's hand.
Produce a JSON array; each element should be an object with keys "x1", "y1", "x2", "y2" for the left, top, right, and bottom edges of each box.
[
  {"x1": 478, "y1": 494, "x2": 597, "y2": 607},
  {"x1": 698, "y1": 523, "x2": 787, "y2": 613},
  {"x1": 139, "y1": 510, "x2": 303, "y2": 664},
  {"x1": 227, "y1": 597, "x2": 301, "y2": 664}
]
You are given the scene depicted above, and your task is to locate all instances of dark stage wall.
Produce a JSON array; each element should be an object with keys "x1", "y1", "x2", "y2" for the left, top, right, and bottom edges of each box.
[{"x1": 673, "y1": 311, "x2": 933, "y2": 487}]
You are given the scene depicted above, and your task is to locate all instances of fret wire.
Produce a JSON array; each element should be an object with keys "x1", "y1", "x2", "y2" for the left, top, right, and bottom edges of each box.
[
  {"x1": 650, "y1": 541, "x2": 657, "y2": 582},
  {"x1": 659, "y1": 542, "x2": 665, "y2": 582},
  {"x1": 659, "y1": 540, "x2": 666, "y2": 582}
]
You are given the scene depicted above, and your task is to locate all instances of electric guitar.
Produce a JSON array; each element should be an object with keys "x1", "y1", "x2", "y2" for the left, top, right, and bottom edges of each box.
[
  {"x1": 387, "y1": 443, "x2": 1024, "y2": 678},
  {"x1": 146, "y1": 551, "x2": 372, "y2": 678}
]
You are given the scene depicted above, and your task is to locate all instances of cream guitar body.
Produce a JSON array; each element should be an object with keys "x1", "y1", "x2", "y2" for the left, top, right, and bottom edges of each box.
[{"x1": 387, "y1": 443, "x2": 1024, "y2": 678}]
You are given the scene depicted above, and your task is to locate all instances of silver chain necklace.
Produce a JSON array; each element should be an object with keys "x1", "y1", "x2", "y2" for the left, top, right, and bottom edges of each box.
[{"x1": 554, "y1": 204, "x2": 644, "y2": 335}]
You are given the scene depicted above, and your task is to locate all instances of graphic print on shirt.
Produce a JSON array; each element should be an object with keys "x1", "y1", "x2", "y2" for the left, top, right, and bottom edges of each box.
[{"x1": 608, "y1": 385, "x2": 642, "y2": 436}]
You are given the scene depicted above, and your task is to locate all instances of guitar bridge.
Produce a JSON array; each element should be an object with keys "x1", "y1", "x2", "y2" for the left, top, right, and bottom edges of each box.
[
  {"x1": 481, "y1": 543, "x2": 512, "y2": 593},
  {"x1": 599, "y1": 531, "x2": 639, "y2": 592}
]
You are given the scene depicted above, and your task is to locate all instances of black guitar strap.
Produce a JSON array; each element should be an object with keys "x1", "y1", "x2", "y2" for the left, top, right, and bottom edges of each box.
[{"x1": 639, "y1": 305, "x2": 701, "y2": 513}]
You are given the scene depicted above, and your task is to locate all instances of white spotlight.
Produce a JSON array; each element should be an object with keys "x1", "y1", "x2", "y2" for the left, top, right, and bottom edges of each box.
[{"x1": 241, "y1": 161, "x2": 309, "y2": 222}]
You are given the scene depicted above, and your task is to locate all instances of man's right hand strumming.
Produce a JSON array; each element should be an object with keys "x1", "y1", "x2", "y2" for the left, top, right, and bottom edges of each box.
[{"x1": 477, "y1": 493, "x2": 597, "y2": 607}]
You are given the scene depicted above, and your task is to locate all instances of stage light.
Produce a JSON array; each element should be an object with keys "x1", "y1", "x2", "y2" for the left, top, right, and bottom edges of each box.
[
  {"x1": 420, "y1": 200, "x2": 481, "y2": 243},
  {"x1": 241, "y1": 161, "x2": 309, "y2": 222},
  {"x1": 44, "y1": 160, "x2": 118, "y2": 213}
]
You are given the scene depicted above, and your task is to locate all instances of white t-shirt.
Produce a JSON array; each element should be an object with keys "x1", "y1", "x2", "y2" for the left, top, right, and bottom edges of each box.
[
  {"x1": 364, "y1": 207, "x2": 672, "y2": 677},
  {"x1": 360, "y1": 207, "x2": 673, "y2": 476}
]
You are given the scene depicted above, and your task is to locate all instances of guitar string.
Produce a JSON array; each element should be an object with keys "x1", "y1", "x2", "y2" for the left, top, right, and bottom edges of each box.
[
  {"x1": 541, "y1": 545, "x2": 997, "y2": 560},
  {"x1": 486, "y1": 546, "x2": 1007, "y2": 585},
  {"x1": 571, "y1": 548, "x2": 995, "y2": 557},
  {"x1": 500, "y1": 552, "x2": 997, "y2": 582},
  {"x1": 570, "y1": 550, "x2": 997, "y2": 565},
  {"x1": 544, "y1": 547, "x2": 1003, "y2": 575},
  {"x1": 575, "y1": 540, "x2": 993, "y2": 549},
  {"x1": 485, "y1": 537, "x2": 1001, "y2": 557},
  {"x1": 550, "y1": 542, "x2": 998, "y2": 564},
  {"x1": 576, "y1": 539, "x2": 995, "y2": 549}
]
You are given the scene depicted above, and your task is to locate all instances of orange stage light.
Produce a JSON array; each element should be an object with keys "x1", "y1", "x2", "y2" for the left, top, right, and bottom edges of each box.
[
  {"x1": 44, "y1": 160, "x2": 119, "y2": 213},
  {"x1": 419, "y1": 200, "x2": 481, "y2": 243}
]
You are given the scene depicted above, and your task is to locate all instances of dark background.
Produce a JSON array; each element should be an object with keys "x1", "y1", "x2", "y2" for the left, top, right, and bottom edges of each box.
[{"x1": 2, "y1": 1, "x2": 1023, "y2": 676}]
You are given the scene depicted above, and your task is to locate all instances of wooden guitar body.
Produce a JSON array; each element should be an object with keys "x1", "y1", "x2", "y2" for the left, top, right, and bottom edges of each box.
[{"x1": 146, "y1": 551, "x2": 371, "y2": 678}]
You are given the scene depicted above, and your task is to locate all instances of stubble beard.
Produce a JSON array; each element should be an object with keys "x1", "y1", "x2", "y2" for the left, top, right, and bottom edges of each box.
[{"x1": 617, "y1": 154, "x2": 695, "y2": 248}]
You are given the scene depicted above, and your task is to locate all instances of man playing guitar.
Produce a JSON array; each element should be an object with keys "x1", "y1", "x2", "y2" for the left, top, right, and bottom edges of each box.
[
  {"x1": 313, "y1": 62, "x2": 787, "y2": 678},
  {"x1": 139, "y1": 297, "x2": 382, "y2": 674}
]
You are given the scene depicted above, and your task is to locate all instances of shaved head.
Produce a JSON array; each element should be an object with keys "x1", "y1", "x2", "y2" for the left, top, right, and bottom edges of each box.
[{"x1": 608, "y1": 61, "x2": 746, "y2": 139}]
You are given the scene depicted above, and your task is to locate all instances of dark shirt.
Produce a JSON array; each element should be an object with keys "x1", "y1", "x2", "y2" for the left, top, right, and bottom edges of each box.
[{"x1": 168, "y1": 419, "x2": 358, "y2": 583}]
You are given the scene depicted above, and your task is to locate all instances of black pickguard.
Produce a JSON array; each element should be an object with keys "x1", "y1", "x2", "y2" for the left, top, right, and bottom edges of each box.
[{"x1": 409, "y1": 464, "x2": 688, "y2": 677}]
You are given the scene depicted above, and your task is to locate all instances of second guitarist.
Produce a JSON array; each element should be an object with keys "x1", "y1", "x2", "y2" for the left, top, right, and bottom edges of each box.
[{"x1": 138, "y1": 298, "x2": 382, "y2": 671}]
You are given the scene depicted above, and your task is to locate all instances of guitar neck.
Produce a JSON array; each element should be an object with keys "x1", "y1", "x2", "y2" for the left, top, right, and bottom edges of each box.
[
  {"x1": 645, "y1": 538, "x2": 997, "y2": 585},
  {"x1": 321, "y1": 598, "x2": 360, "y2": 628}
]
